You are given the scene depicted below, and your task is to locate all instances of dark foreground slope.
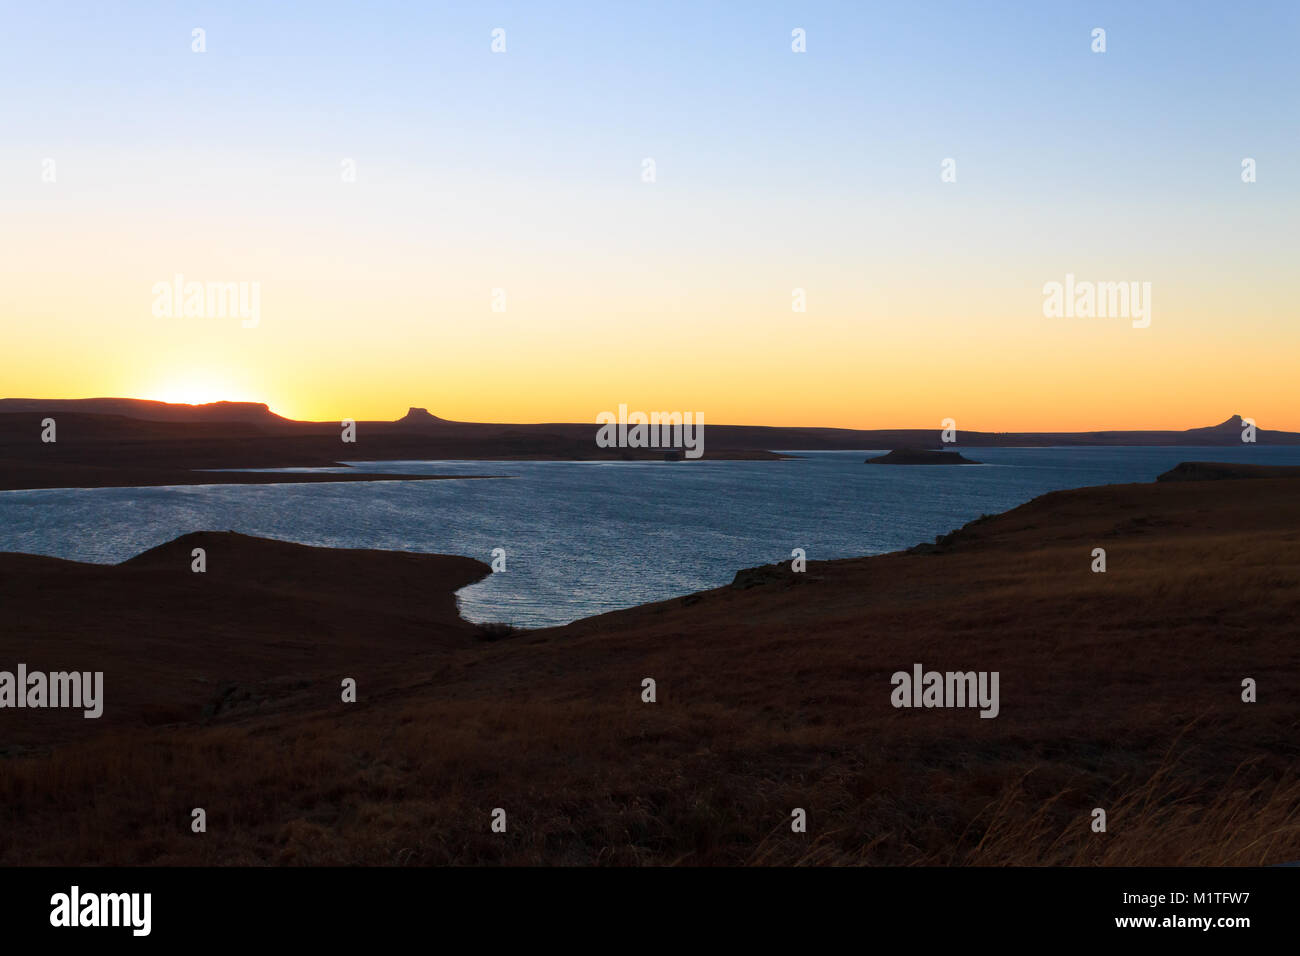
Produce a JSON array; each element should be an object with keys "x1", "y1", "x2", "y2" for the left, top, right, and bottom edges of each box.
[
  {"x1": 1, "y1": 474, "x2": 1298, "y2": 864},
  {"x1": 0, "y1": 533, "x2": 491, "y2": 746}
]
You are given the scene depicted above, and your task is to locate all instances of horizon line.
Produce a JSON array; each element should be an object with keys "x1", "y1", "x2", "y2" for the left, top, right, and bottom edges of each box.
[{"x1": 0, "y1": 395, "x2": 1267, "y2": 435}]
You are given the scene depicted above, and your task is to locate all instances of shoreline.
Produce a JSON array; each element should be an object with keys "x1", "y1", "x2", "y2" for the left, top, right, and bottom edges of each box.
[
  {"x1": 4, "y1": 405, "x2": 1294, "y2": 495},
  {"x1": 0, "y1": 455, "x2": 786, "y2": 493},
  {"x1": 0, "y1": 469, "x2": 506, "y2": 493},
  {"x1": 2, "y1": 466, "x2": 1298, "y2": 865}
]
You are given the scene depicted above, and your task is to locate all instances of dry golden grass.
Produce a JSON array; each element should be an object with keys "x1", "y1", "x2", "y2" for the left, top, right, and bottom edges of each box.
[
  {"x1": 930, "y1": 758, "x2": 1300, "y2": 866},
  {"x1": 3, "y1": 701, "x2": 1297, "y2": 865}
]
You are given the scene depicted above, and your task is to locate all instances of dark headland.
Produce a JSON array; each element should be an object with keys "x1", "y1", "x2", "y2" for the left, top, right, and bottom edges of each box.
[
  {"x1": 1157, "y1": 461, "x2": 1300, "y2": 481},
  {"x1": 865, "y1": 448, "x2": 981, "y2": 465},
  {"x1": 2, "y1": 464, "x2": 1298, "y2": 865}
]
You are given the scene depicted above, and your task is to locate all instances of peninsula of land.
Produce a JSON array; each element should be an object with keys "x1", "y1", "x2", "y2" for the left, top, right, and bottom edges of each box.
[{"x1": 1, "y1": 462, "x2": 1296, "y2": 866}]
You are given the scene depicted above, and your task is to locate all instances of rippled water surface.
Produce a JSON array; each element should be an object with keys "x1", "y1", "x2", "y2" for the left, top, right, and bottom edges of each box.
[{"x1": 3, "y1": 446, "x2": 1298, "y2": 627}]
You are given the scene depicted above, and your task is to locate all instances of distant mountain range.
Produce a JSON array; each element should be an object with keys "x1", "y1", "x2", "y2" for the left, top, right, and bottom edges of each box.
[
  {"x1": 1, "y1": 398, "x2": 1295, "y2": 448},
  {"x1": 2, "y1": 397, "x2": 1298, "y2": 490}
]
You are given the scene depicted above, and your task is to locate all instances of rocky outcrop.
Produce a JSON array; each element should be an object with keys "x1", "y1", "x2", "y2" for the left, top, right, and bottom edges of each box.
[{"x1": 865, "y1": 448, "x2": 981, "y2": 465}]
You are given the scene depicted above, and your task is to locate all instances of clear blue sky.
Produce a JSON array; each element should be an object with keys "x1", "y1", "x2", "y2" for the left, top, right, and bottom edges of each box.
[{"x1": 5, "y1": 1, "x2": 1296, "y2": 195}]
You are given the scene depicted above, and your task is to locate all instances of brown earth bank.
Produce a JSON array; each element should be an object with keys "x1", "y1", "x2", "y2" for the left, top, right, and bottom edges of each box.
[{"x1": 1, "y1": 472, "x2": 1298, "y2": 865}]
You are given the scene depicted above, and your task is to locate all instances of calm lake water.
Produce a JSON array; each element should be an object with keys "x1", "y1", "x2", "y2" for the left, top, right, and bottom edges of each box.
[{"x1": 3, "y1": 446, "x2": 1299, "y2": 627}]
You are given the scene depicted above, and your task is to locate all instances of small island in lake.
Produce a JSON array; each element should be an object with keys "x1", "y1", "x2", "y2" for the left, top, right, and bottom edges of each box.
[{"x1": 865, "y1": 448, "x2": 981, "y2": 465}]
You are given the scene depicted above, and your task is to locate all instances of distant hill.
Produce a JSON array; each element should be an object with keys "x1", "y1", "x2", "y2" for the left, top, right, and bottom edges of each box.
[
  {"x1": 393, "y1": 406, "x2": 457, "y2": 429},
  {"x1": 4, "y1": 398, "x2": 1294, "y2": 446},
  {"x1": 0, "y1": 397, "x2": 291, "y2": 425},
  {"x1": 1183, "y1": 414, "x2": 1250, "y2": 439}
]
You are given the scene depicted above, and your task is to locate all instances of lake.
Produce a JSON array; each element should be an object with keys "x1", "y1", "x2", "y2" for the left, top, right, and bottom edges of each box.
[{"x1": 2, "y1": 446, "x2": 1298, "y2": 627}]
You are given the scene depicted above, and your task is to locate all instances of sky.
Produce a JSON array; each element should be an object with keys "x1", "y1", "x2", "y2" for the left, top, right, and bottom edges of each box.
[{"x1": 1, "y1": 1, "x2": 1297, "y2": 429}]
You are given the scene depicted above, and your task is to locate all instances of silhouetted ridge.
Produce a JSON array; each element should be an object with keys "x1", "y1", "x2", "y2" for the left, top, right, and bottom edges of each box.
[{"x1": 0, "y1": 397, "x2": 288, "y2": 425}]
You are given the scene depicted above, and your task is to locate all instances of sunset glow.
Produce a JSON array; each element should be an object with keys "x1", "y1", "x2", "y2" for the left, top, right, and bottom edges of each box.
[{"x1": 3, "y1": 2, "x2": 1296, "y2": 430}]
